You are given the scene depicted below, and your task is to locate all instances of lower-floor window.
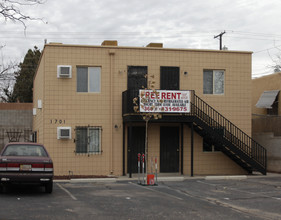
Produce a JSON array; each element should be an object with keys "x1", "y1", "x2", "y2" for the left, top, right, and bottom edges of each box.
[
  {"x1": 203, "y1": 138, "x2": 220, "y2": 152},
  {"x1": 75, "y1": 126, "x2": 102, "y2": 154}
]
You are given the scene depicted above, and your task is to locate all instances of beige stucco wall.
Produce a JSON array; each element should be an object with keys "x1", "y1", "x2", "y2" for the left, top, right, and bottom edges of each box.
[
  {"x1": 33, "y1": 43, "x2": 251, "y2": 176},
  {"x1": 33, "y1": 51, "x2": 45, "y2": 143},
  {"x1": 252, "y1": 72, "x2": 281, "y2": 115}
]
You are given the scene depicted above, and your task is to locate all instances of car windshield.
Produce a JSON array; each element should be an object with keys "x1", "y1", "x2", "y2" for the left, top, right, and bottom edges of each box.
[{"x1": 2, "y1": 144, "x2": 48, "y2": 157}]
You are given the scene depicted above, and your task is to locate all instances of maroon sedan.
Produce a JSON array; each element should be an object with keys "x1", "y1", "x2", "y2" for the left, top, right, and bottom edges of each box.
[{"x1": 0, "y1": 143, "x2": 53, "y2": 193}]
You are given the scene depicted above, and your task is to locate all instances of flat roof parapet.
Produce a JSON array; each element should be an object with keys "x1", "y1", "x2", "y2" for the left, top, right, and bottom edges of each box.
[
  {"x1": 49, "y1": 42, "x2": 63, "y2": 45},
  {"x1": 0, "y1": 103, "x2": 33, "y2": 110},
  {"x1": 43, "y1": 41, "x2": 252, "y2": 55}
]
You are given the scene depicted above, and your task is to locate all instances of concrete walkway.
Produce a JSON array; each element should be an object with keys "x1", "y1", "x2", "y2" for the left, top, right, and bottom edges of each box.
[{"x1": 54, "y1": 172, "x2": 281, "y2": 183}]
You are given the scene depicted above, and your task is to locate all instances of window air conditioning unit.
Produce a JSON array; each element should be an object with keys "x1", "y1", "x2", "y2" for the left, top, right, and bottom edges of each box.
[
  {"x1": 57, "y1": 127, "x2": 71, "y2": 139},
  {"x1": 57, "y1": 65, "x2": 72, "y2": 78}
]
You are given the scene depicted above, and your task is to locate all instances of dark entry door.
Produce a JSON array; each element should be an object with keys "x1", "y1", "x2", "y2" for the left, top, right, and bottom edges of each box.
[
  {"x1": 128, "y1": 126, "x2": 145, "y2": 173},
  {"x1": 160, "y1": 126, "x2": 179, "y2": 172},
  {"x1": 160, "y1": 67, "x2": 179, "y2": 90}
]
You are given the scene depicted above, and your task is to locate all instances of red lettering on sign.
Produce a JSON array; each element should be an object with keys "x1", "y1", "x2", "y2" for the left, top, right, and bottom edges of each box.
[{"x1": 166, "y1": 92, "x2": 171, "y2": 99}]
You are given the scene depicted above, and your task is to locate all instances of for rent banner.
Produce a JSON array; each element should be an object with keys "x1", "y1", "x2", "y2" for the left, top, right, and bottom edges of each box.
[{"x1": 139, "y1": 90, "x2": 191, "y2": 113}]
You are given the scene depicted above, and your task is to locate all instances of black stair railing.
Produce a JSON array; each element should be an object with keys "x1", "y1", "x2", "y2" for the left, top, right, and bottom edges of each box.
[
  {"x1": 190, "y1": 91, "x2": 267, "y2": 174},
  {"x1": 122, "y1": 89, "x2": 267, "y2": 174}
]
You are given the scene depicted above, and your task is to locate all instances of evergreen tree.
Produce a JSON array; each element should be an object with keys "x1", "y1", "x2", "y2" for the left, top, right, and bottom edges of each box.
[{"x1": 11, "y1": 46, "x2": 41, "y2": 102}]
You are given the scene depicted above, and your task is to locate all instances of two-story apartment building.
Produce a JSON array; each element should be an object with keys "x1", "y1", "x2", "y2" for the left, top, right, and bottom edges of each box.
[
  {"x1": 33, "y1": 41, "x2": 266, "y2": 177},
  {"x1": 252, "y1": 72, "x2": 281, "y2": 173}
]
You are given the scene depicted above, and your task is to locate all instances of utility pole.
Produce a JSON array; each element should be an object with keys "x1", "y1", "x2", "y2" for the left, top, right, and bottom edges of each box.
[{"x1": 214, "y1": 31, "x2": 226, "y2": 50}]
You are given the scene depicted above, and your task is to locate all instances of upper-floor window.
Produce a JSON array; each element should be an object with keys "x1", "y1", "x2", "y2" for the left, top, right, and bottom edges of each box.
[
  {"x1": 77, "y1": 67, "x2": 101, "y2": 93},
  {"x1": 203, "y1": 70, "x2": 224, "y2": 95}
]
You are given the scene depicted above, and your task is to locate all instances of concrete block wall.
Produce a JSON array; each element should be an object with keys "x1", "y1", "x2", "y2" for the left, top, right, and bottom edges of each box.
[
  {"x1": 253, "y1": 132, "x2": 281, "y2": 173},
  {"x1": 0, "y1": 103, "x2": 33, "y2": 151}
]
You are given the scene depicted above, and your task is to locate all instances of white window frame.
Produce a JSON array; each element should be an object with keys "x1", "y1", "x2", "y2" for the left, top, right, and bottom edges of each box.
[
  {"x1": 77, "y1": 67, "x2": 101, "y2": 93},
  {"x1": 203, "y1": 69, "x2": 225, "y2": 95}
]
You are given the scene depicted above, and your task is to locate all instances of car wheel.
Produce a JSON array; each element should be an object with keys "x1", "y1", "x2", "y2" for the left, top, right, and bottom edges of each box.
[{"x1": 45, "y1": 180, "x2": 53, "y2": 193}]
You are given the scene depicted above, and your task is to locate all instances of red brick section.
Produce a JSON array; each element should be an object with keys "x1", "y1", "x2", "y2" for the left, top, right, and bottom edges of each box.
[{"x1": 0, "y1": 103, "x2": 33, "y2": 110}]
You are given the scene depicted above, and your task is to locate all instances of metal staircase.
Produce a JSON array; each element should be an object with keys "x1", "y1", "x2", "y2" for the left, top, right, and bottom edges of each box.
[
  {"x1": 190, "y1": 92, "x2": 267, "y2": 175},
  {"x1": 122, "y1": 89, "x2": 267, "y2": 175}
]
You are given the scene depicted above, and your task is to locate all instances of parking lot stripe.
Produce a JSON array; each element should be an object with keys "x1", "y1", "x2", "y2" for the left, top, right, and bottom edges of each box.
[
  {"x1": 197, "y1": 180, "x2": 281, "y2": 201},
  {"x1": 56, "y1": 183, "x2": 77, "y2": 201},
  {"x1": 129, "y1": 182, "x2": 183, "y2": 201}
]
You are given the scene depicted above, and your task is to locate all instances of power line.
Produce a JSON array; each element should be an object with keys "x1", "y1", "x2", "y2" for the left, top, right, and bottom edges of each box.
[
  {"x1": 254, "y1": 45, "x2": 281, "y2": 54},
  {"x1": 225, "y1": 30, "x2": 281, "y2": 38}
]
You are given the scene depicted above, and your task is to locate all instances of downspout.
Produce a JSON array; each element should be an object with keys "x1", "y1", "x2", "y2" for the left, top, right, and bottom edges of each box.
[
  {"x1": 181, "y1": 123, "x2": 183, "y2": 175},
  {"x1": 191, "y1": 123, "x2": 194, "y2": 177},
  {"x1": 109, "y1": 49, "x2": 115, "y2": 174}
]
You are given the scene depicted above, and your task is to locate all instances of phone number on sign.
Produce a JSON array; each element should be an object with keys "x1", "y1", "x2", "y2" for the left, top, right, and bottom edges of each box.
[{"x1": 142, "y1": 106, "x2": 188, "y2": 112}]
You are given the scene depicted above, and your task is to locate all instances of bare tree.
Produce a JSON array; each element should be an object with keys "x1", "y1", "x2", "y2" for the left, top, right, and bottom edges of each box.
[
  {"x1": 0, "y1": 45, "x2": 18, "y2": 101},
  {"x1": 0, "y1": 0, "x2": 46, "y2": 101},
  {"x1": 272, "y1": 54, "x2": 281, "y2": 73},
  {"x1": 0, "y1": 45, "x2": 17, "y2": 80},
  {"x1": 267, "y1": 47, "x2": 281, "y2": 73},
  {"x1": 0, "y1": 0, "x2": 45, "y2": 29}
]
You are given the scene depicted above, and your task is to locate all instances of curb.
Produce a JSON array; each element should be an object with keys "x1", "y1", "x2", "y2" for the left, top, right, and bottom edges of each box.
[
  {"x1": 205, "y1": 175, "x2": 247, "y2": 180},
  {"x1": 157, "y1": 176, "x2": 185, "y2": 181},
  {"x1": 70, "y1": 178, "x2": 117, "y2": 183},
  {"x1": 116, "y1": 176, "x2": 186, "y2": 182},
  {"x1": 54, "y1": 178, "x2": 117, "y2": 183},
  {"x1": 55, "y1": 174, "x2": 275, "y2": 183}
]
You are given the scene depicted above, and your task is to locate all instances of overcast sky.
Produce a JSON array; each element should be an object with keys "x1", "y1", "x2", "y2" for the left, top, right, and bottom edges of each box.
[{"x1": 1, "y1": 0, "x2": 281, "y2": 78}]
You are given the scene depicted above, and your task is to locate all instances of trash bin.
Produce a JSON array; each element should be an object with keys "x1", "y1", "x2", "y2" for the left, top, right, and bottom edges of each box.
[{"x1": 147, "y1": 174, "x2": 155, "y2": 185}]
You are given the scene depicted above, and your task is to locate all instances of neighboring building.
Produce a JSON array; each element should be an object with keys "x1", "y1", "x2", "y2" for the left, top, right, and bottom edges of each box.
[
  {"x1": 252, "y1": 72, "x2": 281, "y2": 117},
  {"x1": 252, "y1": 72, "x2": 281, "y2": 173},
  {"x1": 33, "y1": 41, "x2": 266, "y2": 177},
  {"x1": 0, "y1": 103, "x2": 33, "y2": 151}
]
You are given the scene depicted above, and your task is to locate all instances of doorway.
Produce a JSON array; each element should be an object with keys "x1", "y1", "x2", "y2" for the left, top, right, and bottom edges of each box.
[
  {"x1": 160, "y1": 67, "x2": 179, "y2": 90},
  {"x1": 160, "y1": 126, "x2": 179, "y2": 172},
  {"x1": 127, "y1": 66, "x2": 147, "y2": 90},
  {"x1": 128, "y1": 126, "x2": 145, "y2": 173}
]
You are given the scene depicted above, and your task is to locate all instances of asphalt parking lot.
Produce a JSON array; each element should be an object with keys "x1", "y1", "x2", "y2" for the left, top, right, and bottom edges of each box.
[{"x1": 0, "y1": 174, "x2": 281, "y2": 220}]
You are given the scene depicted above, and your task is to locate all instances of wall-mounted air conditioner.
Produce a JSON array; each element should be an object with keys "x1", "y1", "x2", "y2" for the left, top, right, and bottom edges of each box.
[
  {"x1": 57, "y1": 127, "x2": 71, "y2": 139},
  {"x1": 57, "y1": 65, "x2": 72, "y2": 78}
]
